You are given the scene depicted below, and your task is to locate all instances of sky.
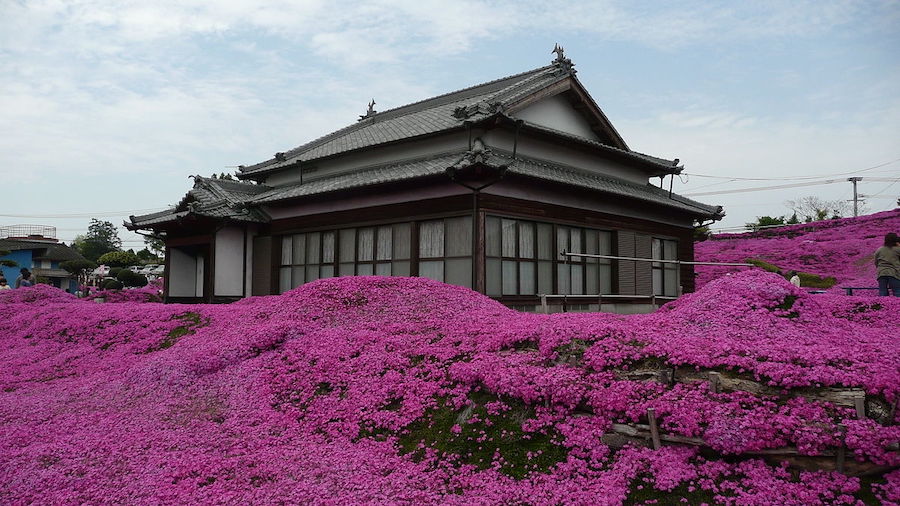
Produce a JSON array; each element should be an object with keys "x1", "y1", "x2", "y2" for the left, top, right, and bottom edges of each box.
[{"x1": 1, "y1": 0, "x2": 899, "y2": 249}]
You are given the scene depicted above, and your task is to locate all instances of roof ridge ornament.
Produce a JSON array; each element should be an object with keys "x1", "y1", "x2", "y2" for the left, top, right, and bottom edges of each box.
[
  {"x1": 551, "y1": 43, "x2": 576, "y2": 75},
  {"x1": 452, "y1": 100, "x2": 504, "y2": 120},
  {"x1": 358, "y1": 99, "x2": 377, "y2": 121}
]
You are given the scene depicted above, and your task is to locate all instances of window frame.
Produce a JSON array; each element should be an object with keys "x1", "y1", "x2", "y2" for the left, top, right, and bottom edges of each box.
[
  {"x1": 485, "y1": 215, "x2": 613, "y2": 297},
  {"x1": 652, "y1": 237, "x2": 680, "y2": 296}
]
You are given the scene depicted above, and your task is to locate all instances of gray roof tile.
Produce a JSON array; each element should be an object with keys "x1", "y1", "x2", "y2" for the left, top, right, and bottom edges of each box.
[
  {"x1": 130, "y1": 177, "x2": 268, "y2": 228},
  {"x1": 239, "y1": 65, "x2": 563, "y2": 176},
  {"x1": 246, "y1": 150, "x2": 721, "y2": 218}
]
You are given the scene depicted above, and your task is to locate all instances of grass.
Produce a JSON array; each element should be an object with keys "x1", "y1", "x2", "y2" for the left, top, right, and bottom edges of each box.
[
  {"x1": 745, "y1": 258, "x2": 836, "y2": 288},
  {"x1": 151, "y1": 312, "x2": 206, "y2": 351},
  {"x1": 625, "y1": 481, "x2": 718, "y2": 505},
  {"x1": 395, "y1": 391, "x2": 568, "y2": 479}
]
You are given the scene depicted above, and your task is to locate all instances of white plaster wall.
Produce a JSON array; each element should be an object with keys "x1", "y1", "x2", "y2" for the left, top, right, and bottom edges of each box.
[
  {"x1": 263, "y1": 132, "x2": 470, "y2": 187},
  {"x1": 168, "y1": 248, "x2": 197, "y2": 297},
  {"x1": 515, "y1": 94, "x2": 600, "y2": 141},
  {"x1": 214, "y1": 226, "x2": 245, "y2": 296},
  {"x1": 482, "y1": 130, "x2": 651, "y2": 186}
]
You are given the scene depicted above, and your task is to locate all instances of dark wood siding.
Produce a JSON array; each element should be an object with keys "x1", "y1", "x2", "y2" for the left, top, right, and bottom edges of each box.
[
  {"x1": 617, "y1": 230, "x2": 636, "y2": 295},
  {"x1": 634, "y1": 233, "x2": 652, "y2": 295},
  {"x1": 251, "y1": 235, "x2": 272, "y2": 296}
]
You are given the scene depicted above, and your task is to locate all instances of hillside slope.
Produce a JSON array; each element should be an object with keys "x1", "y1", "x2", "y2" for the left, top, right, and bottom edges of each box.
[
  {"x1": 695, "y1": 209, "x2": 900, "y2": 290},
  {"x1": 0, "y1": 274, "x2": 897, "y2": 504}
]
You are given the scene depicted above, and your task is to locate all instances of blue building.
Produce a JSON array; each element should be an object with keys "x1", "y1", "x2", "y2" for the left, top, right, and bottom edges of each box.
[{"x1": 0, "y1": 226, "x2": 87, "y2": 292}]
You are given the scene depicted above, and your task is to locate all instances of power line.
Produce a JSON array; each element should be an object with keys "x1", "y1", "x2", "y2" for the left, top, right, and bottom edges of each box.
[
  {"x1": 683, "y1": 177, "x2": 899, "y2": 197},
  {"x1": 683, "y1": 178, "x2": 844, "y2": 197},
  {"x1": 0, "y1": 207, "x2": 168, "y2": 219},
  {"x1": 682, "y1": 157, "x2": 900, "y2": 182}
]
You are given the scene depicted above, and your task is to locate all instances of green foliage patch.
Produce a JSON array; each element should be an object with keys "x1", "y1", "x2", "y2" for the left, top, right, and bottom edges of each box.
[
  {"x1": 745, "y1": 258, "x2": 836, "y2": 288},
  {"x1": 151, "y1": 312, "x2": 206, "y2": 351},
  {"x1": 395, "y1": 392, "x2": 568, "y2": 479}
]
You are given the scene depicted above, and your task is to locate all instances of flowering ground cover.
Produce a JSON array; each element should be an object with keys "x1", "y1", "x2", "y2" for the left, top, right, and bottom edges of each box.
[
  {"x1": 695, "y1": 209, "x2": 900, "y2": 291},
  {"x1": 1, "y1": 271, "x2": 897, "y2": 504}
]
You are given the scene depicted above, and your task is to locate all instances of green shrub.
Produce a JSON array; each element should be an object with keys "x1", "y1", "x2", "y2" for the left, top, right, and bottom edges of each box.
[
  {"x1": 109, "y1": 267, "x2": 123, "y2": 278},
  {"x1": 746, "y1": 258, "x2": 782, "y2": 274},
  {"x1": 97, "y1": 250, "x2": 140, "y2": 268},
  {"x1": 102, "y1": 279, "x2": 124, "y2": 290},
  {"x1": 60, "y1": 259, "x2": 96, "y2": 275},
  {"x1": 745, "y1": 259, "x2": 835, "y2": 288},
  {"x1": 116, "y1": 269, "x2": 148, "y2": 288},
  {"x1": 797, "y1": 272, "x2": 837, "y2": 289}
]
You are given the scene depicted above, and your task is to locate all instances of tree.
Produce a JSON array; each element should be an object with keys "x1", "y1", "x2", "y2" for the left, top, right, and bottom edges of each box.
[
  {"x1": 97, "y1": 250, "x2": 140, "y2": 267},
  {"x1": 61, "y1": 259, "x2": 97, "y2": 289},
  {"x1": 211, "y1": 172, "x2": 235, "y2": 180},
  {"x1": 136, "y1": 248, "x2": 159, "y2": 262},
  {"x1": 785, "y1": 196, "x2": 857, "y2": 223},
  {"x1": 143, "y1": 235, "x2": 165, "y2": 259},
  {"x1": 745, "y1": 215, "x2": 786, "y2": 232},
  {"x1": 0, "y1": 249, "x2": 17, "y2": 268},
  {"x1": 73, "y1": 219, "x2": 122, "y2": 262},
  {"x1": 693, "y1": 225, "x2": 711, "y2": 242},
  {"x1": 116, "y1": 269, "x2": 148, "y2": 287}
]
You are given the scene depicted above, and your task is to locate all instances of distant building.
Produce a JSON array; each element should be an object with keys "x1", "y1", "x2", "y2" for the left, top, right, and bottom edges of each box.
[
  {"x1": 128, "y1": 50, "x2": 723, "y2": 309},
  {"x1": 0, "y1": 225, "x2": 87, "y2": 291}
]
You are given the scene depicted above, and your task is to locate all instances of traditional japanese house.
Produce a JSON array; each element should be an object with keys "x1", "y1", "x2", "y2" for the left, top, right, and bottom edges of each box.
[{"x1": 128, "y1": 49, "x2": 723, "y2": 310}]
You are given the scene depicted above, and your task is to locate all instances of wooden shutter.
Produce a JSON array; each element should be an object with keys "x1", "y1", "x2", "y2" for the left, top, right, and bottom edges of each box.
[
  {"x1": 635, "y1": 234, "x2": 652, "y2": 295},
  {"x1": 251, "y1": 236, "x2": 272, "y2": 295},
  {"x1": 617, "y1": 230, "x2": 635, "y2": 295}
]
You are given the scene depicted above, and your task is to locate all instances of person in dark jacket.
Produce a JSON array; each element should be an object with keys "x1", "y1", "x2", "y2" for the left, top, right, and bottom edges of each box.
[{"x1": 874, "y1": 232, "x2": 900, "y2": 296}]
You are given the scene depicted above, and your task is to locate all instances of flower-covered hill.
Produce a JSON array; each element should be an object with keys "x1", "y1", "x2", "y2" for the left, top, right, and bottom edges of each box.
[
  {"x1": 0, "y1": 273, "x2": 898, "y2": 505},
  {"x1": 695, "y1": 209, "x2": 900, "y2": 290}
]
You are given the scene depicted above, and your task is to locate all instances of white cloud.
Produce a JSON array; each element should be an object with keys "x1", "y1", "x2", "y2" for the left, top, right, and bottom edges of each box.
[
  {"x1": 1, "y1": 0, "x2": 897, "y2": 246},
  {"x1": 619, "y1": 98, "x2": 900, "y2": 229}
]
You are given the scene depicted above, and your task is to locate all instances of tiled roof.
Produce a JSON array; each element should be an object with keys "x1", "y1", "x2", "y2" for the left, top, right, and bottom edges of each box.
[
  {"x1": 247, "y1": 149, "x2": 722, "y2": 219},
  {"x1": 0, "y1": 239, "x2": 87, "y2": 262},
  {"x1": 247, "y1": 152, "x2": 462, "y2": 204},
  {"x1": 238, "y1": 65, "x2": 567, "y2": 177},
  {"x1": 129, "y1": 177, "x2": 269, "y2": 228},
  {"x1": 501, "y1": 154, "x2": 721, "y2": 218},
  {"x1": 519, "y1": 121, "x2": 678, "y2": 171}
]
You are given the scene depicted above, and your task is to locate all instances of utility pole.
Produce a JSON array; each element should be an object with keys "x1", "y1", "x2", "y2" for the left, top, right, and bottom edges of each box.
[{"x1": 848, "y1": 177, "x2": 862, "y2": 217}]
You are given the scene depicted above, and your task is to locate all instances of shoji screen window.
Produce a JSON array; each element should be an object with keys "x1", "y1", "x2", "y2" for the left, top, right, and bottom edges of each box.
[
  {"x1": 652, "y1": 238, "x2": 679, "y2": 296},
  {"x1": 556, "y1": 226, "x2": 613, "y2": 295},
  {"x1": 585, "y1": 229, "x2": 613, "y2": 295},
  {"x1": 278, "y1": 231, "x2": 337, "y2": 293},
  {"x1": 338, "y1": 223, "x2": 412, "y2": 277},
  {"x1": 485, "y1": 217, "x2": 552, "y2": 296},
  {"x1": 417, "y1": 217, "x2": 472, "y2": 288}
]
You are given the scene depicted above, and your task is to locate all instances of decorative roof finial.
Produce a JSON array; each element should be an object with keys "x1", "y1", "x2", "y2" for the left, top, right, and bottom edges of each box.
[
  {"x1": 358, "y1": 99, "x2": 377, "y2": 121},
  {"x1": 551, "y1": 43, "x2": 576, "y2": 75},
  {"x1": 552, "y1": 43, "x2": 565, "y2": 62}
]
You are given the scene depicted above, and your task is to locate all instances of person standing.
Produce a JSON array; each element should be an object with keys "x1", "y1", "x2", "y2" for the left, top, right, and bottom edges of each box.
[
  {"x1": 14, "y1": 268, "x2": 31, "y2": 288},
  {"x1": 788, "y1": 271, "x2": 801, "y2": 288},
  {"x1": 874, "y1": 232, "x2": 900, "y2": 296},
  {"x1": 0, "y1": 278, "x2": 11, "y2": 290}
]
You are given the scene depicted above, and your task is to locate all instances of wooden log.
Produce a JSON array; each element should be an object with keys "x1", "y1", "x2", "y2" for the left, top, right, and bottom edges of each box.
[
  {"x1": 709, "y1": 372, "x2": 721, "y2": 394},
  {"x1": 616, "y1": 365, "x2": 873, "y2": 411},
  {"x1": 647, "y1": 408, "x2": 661, "y2": 450},
  {"x1": 836, "y1": 424, "x2": 847, "y2": 474},
  {"x1": 603, "y1": 421, "x2": 891, "y2": 477},
  {"x1": 656, "y1": 369, "x2": 671, "y2": 384},
  {"x1": 854, "y1": 395, "x2": 866, "y2": 419}
]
